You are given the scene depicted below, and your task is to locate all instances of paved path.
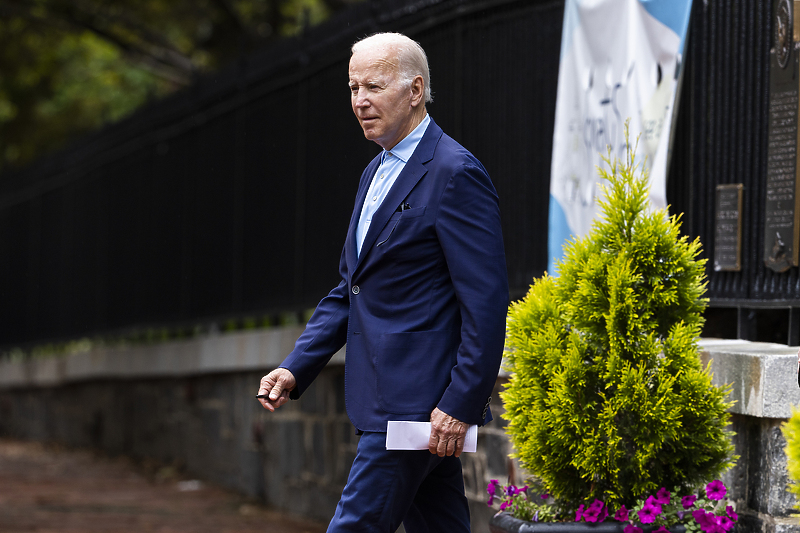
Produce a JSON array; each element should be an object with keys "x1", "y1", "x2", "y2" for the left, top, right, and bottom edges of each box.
[{"x1": 0, "y1": 438, "x2": 328, "y2": 533}]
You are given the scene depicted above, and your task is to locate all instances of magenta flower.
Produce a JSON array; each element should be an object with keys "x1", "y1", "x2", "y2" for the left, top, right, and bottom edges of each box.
[
  {"x1": 718, "y1": 516, "x2": 735, "y2": 531},
  {"x1": 655, "y1": 487, "x2": 671, "y2": 505},
  {"x1": 681, "y1": 495, "x2": 697, "y2": 509},
  {"x1": 705, "y1": 480, "x2": 727, "y2": 500},
  {"x1": 691, "y1": 509, "x2": 707, "y2": 524},
  {"x1": 624, "y1": 526, "x2": 644, "y2": 533},
  {"x1": 583, "y1": 499, "x2": 608, "y2": 523},
  {"x1": 644, "y1": 495, "x2": 662, "y2": 512},
  {"x1": 654, "y1": 527, "x2": 670, "y2": 533},
  {"x1": 707, "y1": 524, "x2": 726, "y2": 533},
  {"x1": 692, "y1": 509, "x2": 716, "y2": 531},
  {"x1": 541, "y1": 492, "x2": 550, "y2": 499},
  {"x1": 507, "y1": 485, "x2": 519, "y2": 497},
  {"x1": 575, "y1": 504, "x2": 585, "y2": 522},
  {"x1": 637, "y1": 503, "x2": 661, "y2": 524},
  {"x1": 486, "y1": 480, "x2": 500, "y2": 506},
  {"x1": 614, "y1": 505, "x2": 629, "y2": 521},
  {"x1": 500, "y1": 501, "x2": 510, "y2": 511},
  {"x1": 726, "y1": 506, "x2": 738, "y2": 521}
]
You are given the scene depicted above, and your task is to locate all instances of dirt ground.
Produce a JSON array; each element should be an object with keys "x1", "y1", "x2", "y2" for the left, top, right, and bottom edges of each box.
[{"x1": 0, "y1": 438, "x2": 328, "y2": 533}]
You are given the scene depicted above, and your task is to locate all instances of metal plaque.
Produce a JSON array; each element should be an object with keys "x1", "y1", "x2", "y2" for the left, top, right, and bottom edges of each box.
[
  {"x1": 714, "y1": 184, "x2": 744, "y2": 272},
  {"x1": 765, "y1": 0, "x2": 800, "y2": 272}
]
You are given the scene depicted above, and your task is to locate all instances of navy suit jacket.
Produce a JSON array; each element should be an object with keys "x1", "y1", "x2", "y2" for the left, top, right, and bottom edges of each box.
[{"x1": 280, "y1": 118, "x2": 509, "y2": 431}]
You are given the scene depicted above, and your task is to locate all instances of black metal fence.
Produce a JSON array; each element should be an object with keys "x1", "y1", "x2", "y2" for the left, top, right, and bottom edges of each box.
[
  {"x1": 0, "y1": 0, "x2": 564, "y2": 348},
  {"x1": 1, "y1": 0, "x2": 798, "y2": 349},
  {"x1": 667, "y1": 0, "x2": 800, "y2": 343}
]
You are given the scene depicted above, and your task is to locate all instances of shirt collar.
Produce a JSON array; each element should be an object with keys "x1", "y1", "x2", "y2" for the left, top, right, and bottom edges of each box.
[{"x1": 383, "y1": 114, "x2": 431, "y2": 163}]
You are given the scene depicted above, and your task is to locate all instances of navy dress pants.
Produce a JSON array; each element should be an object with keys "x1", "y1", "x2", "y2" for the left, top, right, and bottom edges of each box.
[{"x1": 326, "y1": 432, "x2": 471, "y2": 533}]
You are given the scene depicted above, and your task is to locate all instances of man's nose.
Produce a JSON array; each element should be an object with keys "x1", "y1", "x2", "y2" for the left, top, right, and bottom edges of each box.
[{"x1": 354, "y1": 88, "x2": 370, "y2": 107}]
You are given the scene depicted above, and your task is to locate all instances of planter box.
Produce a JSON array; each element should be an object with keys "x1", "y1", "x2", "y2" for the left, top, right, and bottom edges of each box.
[{"x1": 489, "y1": 513, "x2": 687, "y2": 533}]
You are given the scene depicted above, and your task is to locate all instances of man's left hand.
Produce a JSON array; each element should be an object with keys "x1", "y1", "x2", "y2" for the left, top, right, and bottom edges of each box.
[{"x1": 429, "y1": 407, "x2": 468, "y2": 457}]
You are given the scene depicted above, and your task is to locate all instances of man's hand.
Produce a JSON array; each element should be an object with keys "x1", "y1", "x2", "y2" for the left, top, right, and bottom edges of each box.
[
  {"x1": 429, "y1": 407, "x2": 468, "y2": 457},
  {"x1": 258, "y1": 368, "x2": 297, "y2": 412}
]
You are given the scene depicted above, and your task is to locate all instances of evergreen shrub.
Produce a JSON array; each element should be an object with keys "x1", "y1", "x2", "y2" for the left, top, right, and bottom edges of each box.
[
  {"x1": 501, "y1": 131, "x2": 735, "y2": 510},
  {"x1": 782, "y1": 406, "x2": 800, "y2": 510}
]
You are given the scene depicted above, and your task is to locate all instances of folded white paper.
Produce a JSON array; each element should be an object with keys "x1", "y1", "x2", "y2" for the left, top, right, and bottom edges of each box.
[{"x1": 386, "y1": 421, "x2": 478, "y2": 452}]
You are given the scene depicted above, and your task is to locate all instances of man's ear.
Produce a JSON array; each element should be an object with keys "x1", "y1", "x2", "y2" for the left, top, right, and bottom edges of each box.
[{"x1": 410, "y1": 75, "x2": 425, "y2": 107}]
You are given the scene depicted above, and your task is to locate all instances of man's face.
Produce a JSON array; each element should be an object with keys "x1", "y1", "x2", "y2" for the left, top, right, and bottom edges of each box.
[{"x1": 348, "y1": 46, "x2": 421, "y2": 151}]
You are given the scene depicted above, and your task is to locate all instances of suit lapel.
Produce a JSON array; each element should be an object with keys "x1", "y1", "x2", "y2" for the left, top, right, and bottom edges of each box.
[{"x1": 352, "y1": 118, "x2": 443, "y2": 274}]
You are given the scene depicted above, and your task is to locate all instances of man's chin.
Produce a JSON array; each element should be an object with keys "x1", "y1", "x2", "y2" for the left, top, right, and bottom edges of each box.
[{"x1": 361, "y1": 129, "x2": 380, "y2": 142}]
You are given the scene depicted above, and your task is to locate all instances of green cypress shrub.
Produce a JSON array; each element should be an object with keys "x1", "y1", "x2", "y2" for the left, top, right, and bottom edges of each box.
[
  {"x1": 782, "y1": 407, "x2": 800, "y2": 508},
  {"x1": 502, "y1": 131, "x2": 735, "y2": 509}
]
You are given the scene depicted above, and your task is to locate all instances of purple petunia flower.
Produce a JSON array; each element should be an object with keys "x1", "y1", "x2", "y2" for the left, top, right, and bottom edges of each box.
[
  {"x1": 706, "y1": 480, "x2": 727, "y2": 501},
  {"x1": 575, "y1": 504, "x2": 585, "y2": 522},
  {"x1": 598, "y1": 505, "x2": 609, "y2": 522},
  {"x1": 614, "y1": 505, "x2": 629, "y2": 522},
  {"x1": 624, "y1": 526, "x2": 644, "y2": 533},
  {"x1": 691, "y1": 509, "x2": 707, "y2": 524},
  {"x1": 655, "y1": 487, "x2": 671, "y2": 505},
  {"x1": 500, "y1": 501, "x2": 510, "y2": 511},
  {"x1": 507, "y1": 485, "x2": 519, "y2": 497},
  {"x1": 718, "y1": 516, "x2": 735, "y2": 531},
  {"x1": 726, "y1": 506, "x2": 738, "y2": 522},
  {"x1": 533, "y1": 510, "x2": 539, "y2": 522},
  {"x1": 677, "y1": 511, "x2": 685, "y2": 520},
  {"x1": 707, "y1": 524, "x2": 726, "y2": 533},
  {"x1": 583, "y1": 500, "x2": 608, "y2": 523},
  {"x1": 681, "y1": 495, "x2": 697, "y2": 509},
  {"x1": 637, "y1": 503, "x2": 661, "y2": 524},
  {"x1": 692, "y1": 509, "x2": 716, "y2": 531},
  {"x1": 654, "y1": 527, "x2": 670, "y2": 533},
  {"x1": 541, "y1": 492, "x2": 550, "y2": 500},
  {"x1": 487, "y1": 480, "x2": 500, "y2": 506}
]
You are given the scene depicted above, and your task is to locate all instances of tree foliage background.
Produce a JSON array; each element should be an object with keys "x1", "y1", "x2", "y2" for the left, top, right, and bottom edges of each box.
[{"x1": 0, "y1": 0, "x2": 359, "y2": 175}]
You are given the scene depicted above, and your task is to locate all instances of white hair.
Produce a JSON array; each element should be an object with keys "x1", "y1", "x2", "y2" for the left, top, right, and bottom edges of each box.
[{"x1": 351, "y1": 32, "x2": 433, "y2": 103}]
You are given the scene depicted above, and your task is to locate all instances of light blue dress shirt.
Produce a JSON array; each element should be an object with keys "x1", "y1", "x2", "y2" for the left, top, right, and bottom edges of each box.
[{"x1": 356, "y1": 114, "x2": 431, "y2": 257}]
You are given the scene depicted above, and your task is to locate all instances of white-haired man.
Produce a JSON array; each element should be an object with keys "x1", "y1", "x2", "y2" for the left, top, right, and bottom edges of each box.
[{"x1": 258, "y1": 32, "x2": 508, "y2": 532}]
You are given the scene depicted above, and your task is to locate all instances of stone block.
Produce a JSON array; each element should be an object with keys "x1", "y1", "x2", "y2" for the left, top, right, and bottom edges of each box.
[
  {"x1": 482, "y1": 431, "x2": 511, "y2": 476},
  {"x1": 279, "y1": 420, "x2": 305, "y2": 478},
  {"x1": 312, "y1": 422, "x2": 326, "y2": 477},
  {"x1": 698, "y1": 340, "x2": 799, "y2": 419},
  {"x1": 300, "y1": 380, "x2": 320, "y2": 414}
]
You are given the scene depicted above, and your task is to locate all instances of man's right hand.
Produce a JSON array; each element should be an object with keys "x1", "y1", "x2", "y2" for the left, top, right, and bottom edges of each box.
[{"x1": 258, "y1": 368, "x2": 297, "y2": 412}]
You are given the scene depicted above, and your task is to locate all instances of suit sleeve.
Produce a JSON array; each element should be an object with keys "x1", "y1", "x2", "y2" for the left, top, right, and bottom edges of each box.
[
  {"x1": 279, "y1": 244, "x2": 350, "y2": 399},
  {"x1": 434, "y1": 160, "x2": 509, "y2": 425}
]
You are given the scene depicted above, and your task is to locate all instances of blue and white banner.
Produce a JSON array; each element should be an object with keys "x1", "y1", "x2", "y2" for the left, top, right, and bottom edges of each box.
[{"x1": 548, "y1": 0, "x2": 693, "y2": 273}]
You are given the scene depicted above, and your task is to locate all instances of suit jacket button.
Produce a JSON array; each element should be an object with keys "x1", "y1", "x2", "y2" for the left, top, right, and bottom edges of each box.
[{"x1": 352, "y1": 285, "x2": 360, "y2": 295}]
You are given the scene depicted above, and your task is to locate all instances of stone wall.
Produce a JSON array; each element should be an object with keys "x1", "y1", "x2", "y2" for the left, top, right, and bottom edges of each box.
[
  {"x1": 698, "y1": 340, "x2": 800, "y2": 533},
  {"x1": 0, "y1": 332, "x2": 797, "y2": 532},
  {"x1": 0, "y1": 328, "x2": 511, "y2": 532}
]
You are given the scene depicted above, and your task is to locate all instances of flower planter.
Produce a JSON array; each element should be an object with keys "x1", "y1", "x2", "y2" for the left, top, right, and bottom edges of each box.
[{"x1": 489, "y1": 513, "x2": 687, "y2": 533}]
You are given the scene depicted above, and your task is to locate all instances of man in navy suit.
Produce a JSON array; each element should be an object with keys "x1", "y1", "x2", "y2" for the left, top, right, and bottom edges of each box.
[{"x1": 257, "y1": 32, "x2": 508, "y2": 532}]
